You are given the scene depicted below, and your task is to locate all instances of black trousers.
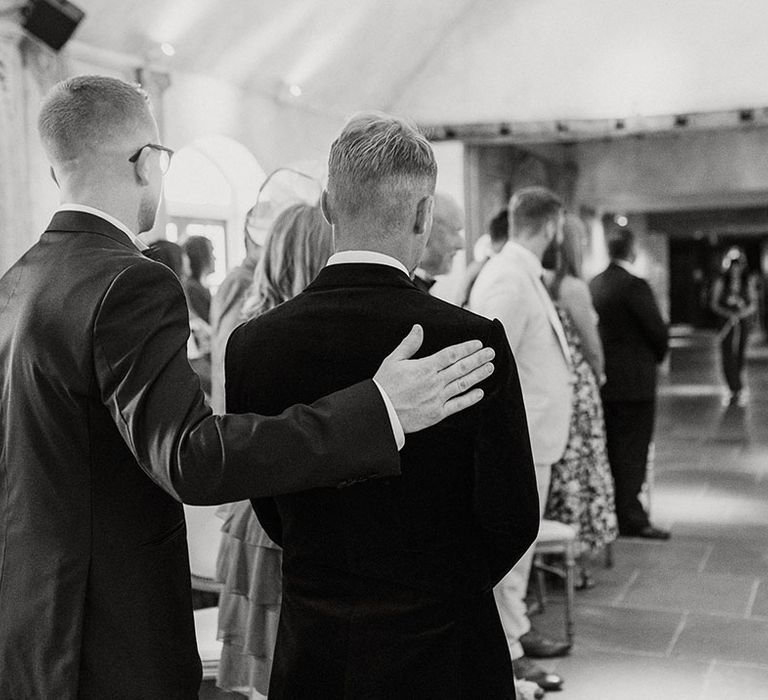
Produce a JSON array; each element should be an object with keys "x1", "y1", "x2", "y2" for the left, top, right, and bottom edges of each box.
[
  {"x1": 602, "y1": 399, "x2": 655, "y2": 534},
  {"x1": 720, "y1": 321, "x2": 749, "y2": 394}
]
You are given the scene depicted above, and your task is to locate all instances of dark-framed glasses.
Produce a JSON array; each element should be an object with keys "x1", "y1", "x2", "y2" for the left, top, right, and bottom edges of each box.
[{"x1": 128, "y1": 143, "x2": 175, "y2": 175}]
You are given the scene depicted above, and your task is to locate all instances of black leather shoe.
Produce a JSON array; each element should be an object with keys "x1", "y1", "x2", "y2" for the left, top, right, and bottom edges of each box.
[
  {"x1": 513, "y1": 656, "x2": 564, "y2": 691},
  {"x1": 519, "y1": 629, "x2": 572, "y2": 658},
  {"x1": 621, "y1": 525, "x2": 671, "y2": 540}
]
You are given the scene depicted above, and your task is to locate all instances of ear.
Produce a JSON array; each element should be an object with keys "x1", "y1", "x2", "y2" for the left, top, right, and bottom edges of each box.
[
  {"x1": 49, "y1": 166, "x2": 59, "y2": 188},
  {"x1": 414, "y1": 195, "x2": 434, "y2": 237},
  {"x1": 132, "y1": 146, "x2": 152, "y2": 186},
  {"x1": 320, "y1": 190, "x2": 334, "y2": 225}
]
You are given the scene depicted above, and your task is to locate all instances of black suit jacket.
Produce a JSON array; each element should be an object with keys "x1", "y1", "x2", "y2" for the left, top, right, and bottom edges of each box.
[
  {"x1": 227, "y1": 263, "x2": 539, "y2": 699},
  {"x1": 589, "y1": 262, "x2": 669, "y2": 401},
  {"x1": 0, "y1": 213, "x2": 399, "y2": 699}
]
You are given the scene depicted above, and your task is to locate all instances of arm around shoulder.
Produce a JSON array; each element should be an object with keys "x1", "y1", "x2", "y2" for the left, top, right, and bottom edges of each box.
[{"x1": 93, "y1": 261, "x2": 400, "y2": 504}]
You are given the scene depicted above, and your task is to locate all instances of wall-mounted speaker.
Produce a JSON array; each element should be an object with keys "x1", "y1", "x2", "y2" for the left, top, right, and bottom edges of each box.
[{"x1": 22, "y1": 0, "x2": 85, "y2": 51}]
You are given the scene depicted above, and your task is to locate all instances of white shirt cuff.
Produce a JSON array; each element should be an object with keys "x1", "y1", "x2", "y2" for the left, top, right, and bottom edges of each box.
[{"x1": 372, "y1": 379, "x2": 405, "y2": 451}]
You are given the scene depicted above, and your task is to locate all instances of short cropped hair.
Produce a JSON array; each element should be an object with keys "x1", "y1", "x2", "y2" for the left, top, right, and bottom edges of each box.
[
  {"x1": 327, "y1": 112, "x2": 437, "y2": 222},
  {"x1": 606, "y1": 227, "x2": 635, "y2": 261},
  {"x1": 38, "y1": 75, "x2": 152, "y2": 163},
  {"x1": 509, "y1": 187, "x2": 563, "y2": 237},
  {"x1": 489, "y1": 209, "x2": 509, "y2": 245}
]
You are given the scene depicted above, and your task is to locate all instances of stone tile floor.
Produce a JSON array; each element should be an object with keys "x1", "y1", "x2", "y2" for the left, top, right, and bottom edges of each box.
[
  {"x1": 533, "y1": 330, "x2": 768, "y2": 699},
  {"x1": 201, "y1": 329, "x2": 768, "y2": 699}
]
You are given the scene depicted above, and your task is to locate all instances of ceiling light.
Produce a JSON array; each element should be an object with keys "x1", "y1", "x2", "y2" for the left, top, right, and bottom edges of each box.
[
  {"x1": 615, "y1": 215, "x2": 628, "y2": 227},
  {"x1": 289, "y1": 84, "x2": 302, "y2": 97},
  {"x1": 160, "y1": 42, "x2": 175, "y2": 57}
]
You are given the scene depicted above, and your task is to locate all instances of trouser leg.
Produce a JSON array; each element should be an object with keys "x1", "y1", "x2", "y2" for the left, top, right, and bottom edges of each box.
[
  {"x1": 493, "y1": 463, "x2": 552, "y2": 659},
  {"x1": 603, "y1": 400, "x2": 655, "y2": 534}
]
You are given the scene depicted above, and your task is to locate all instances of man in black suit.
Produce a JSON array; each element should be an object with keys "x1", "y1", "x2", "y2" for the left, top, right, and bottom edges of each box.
[
  {"x1": 232, "y1": 112, "x2": 540, "y2": 699},
  {"x1": 0, "y1": 76, "x2": 496, "y2": 699},
  {"x1": 589, "y1": 228, "x2": 670, "y2": 539}
]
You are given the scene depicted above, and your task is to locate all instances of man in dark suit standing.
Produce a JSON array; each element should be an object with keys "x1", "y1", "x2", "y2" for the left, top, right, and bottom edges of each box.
[
  {"x1": 229, "y1": 112, "x2": 540, "y2": 699},
  {"x1": 0, "y1": 77, "x2": 496, "y2": 699},
  {"x1": 589, "y1": 228, "x2": 670, "y2": 539}
]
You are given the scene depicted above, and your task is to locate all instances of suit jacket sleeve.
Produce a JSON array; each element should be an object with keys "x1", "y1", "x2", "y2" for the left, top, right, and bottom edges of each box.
[
  {"x1": 627, "y1": 277, "x2": 669, "y2": 363},
  {"x1": 473, "y1": 319, "x2": 539, "y2": 588},
  {"x1": 92, "y1": 261, "x2": 400, "y2": 504}
]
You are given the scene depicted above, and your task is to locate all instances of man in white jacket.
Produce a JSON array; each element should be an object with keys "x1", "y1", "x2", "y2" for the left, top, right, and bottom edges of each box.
[{"x1": 469, "y1": 186, "x2": 574, "y2": 693}]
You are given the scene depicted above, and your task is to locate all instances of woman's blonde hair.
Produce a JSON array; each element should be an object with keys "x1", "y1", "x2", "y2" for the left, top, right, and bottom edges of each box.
[{"x1": 241, "y1": 203, "x2": 333, "y2": 320}]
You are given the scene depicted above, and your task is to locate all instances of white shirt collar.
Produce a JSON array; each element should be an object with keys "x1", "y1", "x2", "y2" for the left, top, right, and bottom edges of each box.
[
  {"x1": 56, "y1": 204, "x2": 148, "y2": 251},
  {"x1": 501, "y1": 239, "x2": 543, "y2": 276},
  {"x1": 326, "y1": 250, "x2": 409, "y2": 277},
  {"x1": 613, "y1": 258, "x2": 635, "y2": 274}
]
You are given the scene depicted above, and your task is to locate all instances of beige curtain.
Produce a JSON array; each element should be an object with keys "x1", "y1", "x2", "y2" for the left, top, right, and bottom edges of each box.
[{"x1": 0, "y1": 23, "x2": 63, "y2": 276}]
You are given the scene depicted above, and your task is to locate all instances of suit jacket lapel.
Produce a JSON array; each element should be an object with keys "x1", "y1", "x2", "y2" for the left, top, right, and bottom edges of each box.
[{"x1": 529, "y1": 267, "x2": 572, "y2": 367}]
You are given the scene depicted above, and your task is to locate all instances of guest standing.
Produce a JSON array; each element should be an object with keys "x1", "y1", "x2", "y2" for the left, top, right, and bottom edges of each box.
[
  {"x1": 235, "y1": 112, "x2": 539, "y2": 699},
  {"x1": 542, "y1": 214, "x2": 617, "y2": 587},
  {"x1": 0, "y1": 75, "x2": 495, "y2": 699},
  {"x1": 210, "y1": 207, "x2": 263, "y2": 414},
  {"x1": 589, "y1": 227, "x2": 670, "y2": 540},
  {"x1": 216, "y1": 203, "x2": 333, "y2": 698},
  {"x1": 183, "y1": 234, "x2": 216, "y2": 322},
  {"x1": 710, "y1": 246, "x2": 758, "y2": 406},
  {"x1": 469, "y1": 186, "x2": 573, "y2": 693}
]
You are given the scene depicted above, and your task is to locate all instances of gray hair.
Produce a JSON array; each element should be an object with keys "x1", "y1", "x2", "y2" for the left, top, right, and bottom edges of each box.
[
  {"x1": 38, "y1": 75, "x2": 153, "y2": 163},
  {"x1": 327, "y1": 111, "x2": 437, "y2": 225}
]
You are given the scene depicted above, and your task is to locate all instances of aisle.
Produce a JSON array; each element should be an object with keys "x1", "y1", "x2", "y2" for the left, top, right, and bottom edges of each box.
[{"x1": 536, "y1": 329, "x2": 768, "y2": 699}]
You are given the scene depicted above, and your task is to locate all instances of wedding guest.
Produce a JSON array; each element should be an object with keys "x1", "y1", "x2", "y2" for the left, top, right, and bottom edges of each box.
[
  {"x1": 469, "y1": 186, "x2": 573, "y2": 693},
  {"x1": 0, "y1": 75, "x2": 495, "y2": 698},
  {"x1": 542, "y1": 214, "x2": 618, "y2": 588},
  {"x1": 183, "y1": 234, "x2": 215, "y2": 322},
  {"x1": 210, "y1": 207, "x2": 263, "y2": 413},
  {"x1": 216, "y1": 203, "x2": 333, "y2": 698},
  {"x1": 590, "y1": 227, "x2": 670, "y2": 540},
  {"x1": 710, "y1": 246, "x2": 758, "y2": 406}
]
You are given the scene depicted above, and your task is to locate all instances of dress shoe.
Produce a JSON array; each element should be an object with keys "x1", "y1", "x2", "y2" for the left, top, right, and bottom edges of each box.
[
  {"x1": 519, "y1": 629, "x2": 572, "y2": 658},
  {"x1": 620, "y1": 525, "x2": 671, "y2": 540},
  {"x1": 512, "y1": 656, "x2": 564, "y2": 692},
  {"x1": 515, "y1": 678, "x2": 545, "y2": 699}
]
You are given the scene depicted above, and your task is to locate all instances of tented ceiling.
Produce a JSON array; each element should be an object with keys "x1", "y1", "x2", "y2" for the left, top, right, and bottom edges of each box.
[{"x1": 45, "y1": 0, "x2": 768, "y2": 125}]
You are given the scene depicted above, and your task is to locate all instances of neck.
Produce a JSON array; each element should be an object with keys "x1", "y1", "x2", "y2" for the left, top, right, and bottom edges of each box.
[
  {"x1": 334, "y1": 228, "x2": 418, "y2": 273},
  {"x1": 514, "y1": 233, "x2": 547, "y2": 261},
  {"x1": 60, "y1": 184, "x2": 139, "y2": 233}
]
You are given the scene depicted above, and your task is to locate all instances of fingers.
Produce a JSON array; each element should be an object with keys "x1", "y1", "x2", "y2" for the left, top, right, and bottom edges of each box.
[
  {"x1": 430, "y1": 338, "x2": 485, "y2": 371},
  {"x1": 437, "y1": 346, "x2": 495, "y2": 386},
  {"x1": 442, "y1": 388, "x2": 485, "y2": 417},
  {"x1": 442, "y1": 361, "x2": 495, "y2": 400},
  {"x1": 389, "y1": 324, "x2": 424, "y2": 361}
]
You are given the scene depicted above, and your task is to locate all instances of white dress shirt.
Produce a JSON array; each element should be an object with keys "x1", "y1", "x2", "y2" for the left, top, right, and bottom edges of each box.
[{"x1": 325, "y1": 250, "x2": 409, "y2": 450}]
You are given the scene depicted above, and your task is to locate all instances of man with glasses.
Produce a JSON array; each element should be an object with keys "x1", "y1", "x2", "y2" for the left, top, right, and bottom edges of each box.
[{"x1": 0, "y1": 75, "x2": 496, "y2": 698}]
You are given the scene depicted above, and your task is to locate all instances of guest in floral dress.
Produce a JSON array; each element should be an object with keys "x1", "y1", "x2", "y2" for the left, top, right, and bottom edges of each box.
[
  {"x1": 542, "y1": 214, "x2": 617, "y2": 587},
  {"x1": 215, "y1": 203, "x2": 333, "y2": 699}
]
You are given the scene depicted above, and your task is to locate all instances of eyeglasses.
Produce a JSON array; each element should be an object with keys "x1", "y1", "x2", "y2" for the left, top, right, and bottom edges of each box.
[{"x1": 128, "y1": 143, "x2": 175, "y2": 175}]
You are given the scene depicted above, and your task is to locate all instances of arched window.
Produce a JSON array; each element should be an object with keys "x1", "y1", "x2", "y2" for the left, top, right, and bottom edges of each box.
[{"x1": 164, "y1": 135, "x2": 265, "y2": 288}]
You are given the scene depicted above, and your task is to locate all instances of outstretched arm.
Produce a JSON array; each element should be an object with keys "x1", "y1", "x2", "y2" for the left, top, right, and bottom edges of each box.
[{"x1": 95, "y1": 261, "x2": 496, "y2": 505}]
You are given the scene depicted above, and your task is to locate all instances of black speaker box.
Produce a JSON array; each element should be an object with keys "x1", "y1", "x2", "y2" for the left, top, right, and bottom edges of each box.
[{"x1": 22, "y1": 0, "x2": 85, "y2": 51}]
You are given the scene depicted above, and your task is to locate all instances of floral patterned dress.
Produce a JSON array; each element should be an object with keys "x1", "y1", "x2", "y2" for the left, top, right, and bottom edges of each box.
[{"x1": 544, "y1": 302, "x2": 618, "y2": 552}]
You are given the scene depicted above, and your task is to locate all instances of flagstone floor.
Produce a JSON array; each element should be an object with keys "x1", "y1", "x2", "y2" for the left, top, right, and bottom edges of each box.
[{"x1": 534, "y1": 328, "x2": 768, "y2": 700}]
